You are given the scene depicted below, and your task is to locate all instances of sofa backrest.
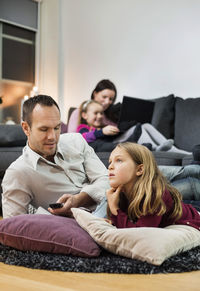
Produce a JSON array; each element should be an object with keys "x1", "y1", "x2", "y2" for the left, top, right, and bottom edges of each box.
[
  {"x1": 0, "y1": 147, "x2": 23, "y2": 212},
  {"x1": 0, "y1": 124, "x2": 27, "y2": 147}
]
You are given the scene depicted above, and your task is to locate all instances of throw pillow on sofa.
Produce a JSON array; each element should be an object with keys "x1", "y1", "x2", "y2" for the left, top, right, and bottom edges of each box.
[
  {"x1": 151, "y1": 94, "x2": 175, "y2": 139},
  {"x1": 174, "y1": 97, "x2": 200, "y2": 151}
]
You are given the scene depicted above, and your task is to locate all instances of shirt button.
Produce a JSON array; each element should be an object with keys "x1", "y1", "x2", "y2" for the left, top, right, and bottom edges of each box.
[{"x1": 186, "y1": 222, "x2": 190, "y2": 225}]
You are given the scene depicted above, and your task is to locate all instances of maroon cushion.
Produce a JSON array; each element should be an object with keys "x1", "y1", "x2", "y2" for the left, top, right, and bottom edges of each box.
[{"x1": 0, "y1": 214, "x2": 101, "y2": 257}]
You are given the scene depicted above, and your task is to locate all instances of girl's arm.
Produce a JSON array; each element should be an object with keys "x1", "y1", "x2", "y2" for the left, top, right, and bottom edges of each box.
[
  {"x1": 77, "y1": 124, "x2": 105, "y2": 143},
  {"x1": 111, "y1": 209, "x2": 163, "y2": 228},
  {"x1": 109, "y1": 189, "x2": 173, "y2": 228}
]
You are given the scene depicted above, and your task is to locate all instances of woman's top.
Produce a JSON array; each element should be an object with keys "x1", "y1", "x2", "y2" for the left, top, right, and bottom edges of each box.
[
  {"x1": 77, "y1": 124, "x2": 106, "y2": 143},
  {"x1": 61, "y1": 122, "x2": 68, "y2": 134},
  {"x1": 111, "y1": 188, "x2": 200, "y2": 231},
  {"x1": 68, "y1": 108, "x2": 117, "y2": 133}
]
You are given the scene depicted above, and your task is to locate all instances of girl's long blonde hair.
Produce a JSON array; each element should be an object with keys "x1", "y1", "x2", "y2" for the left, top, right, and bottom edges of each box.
[{"x1": 110, "y1": 142, "x2": 183, "y2": 222}]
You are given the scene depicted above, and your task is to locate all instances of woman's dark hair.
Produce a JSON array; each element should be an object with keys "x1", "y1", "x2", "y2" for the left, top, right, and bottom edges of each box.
[
  {"x1": 22, "y1": 95, "x2": 60, "y2": 127},
  {"x1": 91, "y1": 79, "x2": 117, "y2": 122}
]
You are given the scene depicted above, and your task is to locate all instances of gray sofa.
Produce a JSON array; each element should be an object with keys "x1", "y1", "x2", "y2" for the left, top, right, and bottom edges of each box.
[
  {"x1": 0, "y1": 94, "x2": 200, "y2": 213},
  {"x1": 67, "y1": 94, "x2": 200, "y2": 167}
]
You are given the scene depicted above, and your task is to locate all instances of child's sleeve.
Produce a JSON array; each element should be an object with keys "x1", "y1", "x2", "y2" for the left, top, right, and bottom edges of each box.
[
  {"x1": 111, "y1": 209, "x2": 163, "y2": 228},
  {"x1": 76, "y1": 124, "x2": 104, "y2": 143}
]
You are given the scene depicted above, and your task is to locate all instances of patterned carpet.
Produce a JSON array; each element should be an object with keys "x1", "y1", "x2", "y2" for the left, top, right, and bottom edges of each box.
[{"x1": 0, "y1": 244, "x2": 200, "y2": 274}]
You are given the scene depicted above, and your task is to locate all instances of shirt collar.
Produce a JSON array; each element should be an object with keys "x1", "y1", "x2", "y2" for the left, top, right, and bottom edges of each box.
[{"x1": 24, "y1": 143, "x2": 64, "y2": 170}]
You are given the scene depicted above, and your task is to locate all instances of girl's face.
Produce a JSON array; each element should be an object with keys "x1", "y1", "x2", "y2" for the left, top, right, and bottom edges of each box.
[
  {"x1": 108, "y1": 147, "x2": 143, "y2": 194},
  {"x1": 82, "y1": 103, "x2": 104, "y2": 127},
  {"x1": 93, "y1": 89, "x2": 115, "y2": 111}
]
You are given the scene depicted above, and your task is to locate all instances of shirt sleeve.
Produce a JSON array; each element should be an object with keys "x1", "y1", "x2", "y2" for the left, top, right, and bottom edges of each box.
[
  {"x1": 111, "y1": 209, "x2": 163, "y2": 228},
  {"x1": 77, "y1": 124, "x2": 104, "y2": 143},
  {"x1": 2, "y1": 166, "x2": 32, "y2": 218},
  {"x1": 76, "y1": 135, "x2": 110, "y2": 203}
]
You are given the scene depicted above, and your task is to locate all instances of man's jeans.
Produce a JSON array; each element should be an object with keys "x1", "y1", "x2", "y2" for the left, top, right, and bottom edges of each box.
[
  {"x1": 93, "y1": 165, "x2": 200, "y2": 218},
  {"x1": 159, "y1": 165, "x2": 200, "y2": 201}
]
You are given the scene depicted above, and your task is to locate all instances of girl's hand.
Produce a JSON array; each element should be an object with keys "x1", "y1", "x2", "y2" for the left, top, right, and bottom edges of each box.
[
  {"x1": 106, "y1": 185, "x2": 122, "y2": 216},
  {"x1": 102, "y1": 125, "x2": 119, "y2": 136},
  {"x1": 103, "y1": 218, "x2": 113, "y2": 225}
]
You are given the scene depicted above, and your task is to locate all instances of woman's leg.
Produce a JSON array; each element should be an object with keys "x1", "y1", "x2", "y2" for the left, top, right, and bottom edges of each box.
[
  {"x1": 142, "y1": 123, "x2": 168, "y2": 144},
  {"x1": 137, "y1": 126, "x2": 158, "y2": 148},
  {"x1": 142, "y1": 123, "x2": 191, "y2": 154},
  {"x1": 137, "y1": 124, "x2": 173, "y2": 151},
  {"x1": 113, "y1": 126, "x2": 136, "y2": 143},
  {"x1": 167, "y1": 146, "x2": 191, "y2": 155}
]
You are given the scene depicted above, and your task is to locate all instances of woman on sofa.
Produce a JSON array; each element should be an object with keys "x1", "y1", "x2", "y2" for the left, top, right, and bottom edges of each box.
[
  {"x1": 67, "y1": 79, "x2": 118, "y2": 132},
  {"x1": 67, "y1": 79, "x2": 191, "y2": 155}
]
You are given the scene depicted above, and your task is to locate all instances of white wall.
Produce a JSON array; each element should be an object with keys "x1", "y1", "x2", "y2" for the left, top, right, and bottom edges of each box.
[
  {"x1": 39, "y1": 0, "x2": 59, "y2": 103},
  {"x1": 40, "y1": 0, "x2": 200, "y2": 122}
]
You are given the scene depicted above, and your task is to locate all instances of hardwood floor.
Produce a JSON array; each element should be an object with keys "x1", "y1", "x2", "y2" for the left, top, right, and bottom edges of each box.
[
  {"x1": 1, "y1": 262, "x2": 200, "y2": 290},
  {"x1": 1, "y1": 217, "x2": 200, "y2": 290}
]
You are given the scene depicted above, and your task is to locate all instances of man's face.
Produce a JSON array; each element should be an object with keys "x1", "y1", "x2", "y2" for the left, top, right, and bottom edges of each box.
[{"x1": 22, "y1": 104, "x2": 61, "y2": 160}]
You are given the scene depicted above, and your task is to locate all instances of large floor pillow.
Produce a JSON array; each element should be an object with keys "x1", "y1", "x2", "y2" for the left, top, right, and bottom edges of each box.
[
  {"x1": 72, "y1": 208, "x2": 200, "y2": 266},
  {"x1": 0, "y1": 214, "x2": 101, "y2": 257}
]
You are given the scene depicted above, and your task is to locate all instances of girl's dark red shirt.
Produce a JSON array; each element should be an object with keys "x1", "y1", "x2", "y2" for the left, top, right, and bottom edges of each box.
[{"x1": 111, "y1": 189, "x2": 200, "y2": 230}]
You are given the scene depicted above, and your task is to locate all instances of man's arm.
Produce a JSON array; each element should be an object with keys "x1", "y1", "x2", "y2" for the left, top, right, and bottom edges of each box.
[
  {"x1": 2, "y1": 167, "x2": 32, "y2": 218},
  {"x1": 78, "y1": 135, "x2": 110, "y2": 203},
  {"x1": 48, "y1": 191, "x2": 95, "y2": 216}
]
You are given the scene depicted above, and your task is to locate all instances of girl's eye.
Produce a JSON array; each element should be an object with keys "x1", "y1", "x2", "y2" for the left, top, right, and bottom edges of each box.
[{"x1": 116, "y1": 159, "x2": 122, "y2": 163}]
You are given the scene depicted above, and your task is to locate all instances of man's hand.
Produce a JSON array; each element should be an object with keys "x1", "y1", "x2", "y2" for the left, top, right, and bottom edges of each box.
[
  {"x1": 102, "y1": 125, "x2": 119, "y2": 136},
  {"x1": 48, "y1": 192, "x2": 95, "y2": 217},
  {"x1": 106, "y1": 186, "x2": 122, "y2": 215},
  {"x1": 48, "y1": 194, "x2": 77, "y2": 217}
]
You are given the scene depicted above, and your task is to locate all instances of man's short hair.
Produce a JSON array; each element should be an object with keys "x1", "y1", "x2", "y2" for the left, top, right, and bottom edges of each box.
[{"x1": 22, "y1": 95, "x2": 60, "y2": 126}]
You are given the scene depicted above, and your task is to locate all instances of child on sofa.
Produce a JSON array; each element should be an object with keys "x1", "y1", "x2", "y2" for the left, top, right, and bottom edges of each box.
[
  {"x1": 76, "y1": 100, "x2": 175, "y2": 152},
  {"x1": 76, "y1": 100, "x2": 143, "y2": 152},
  {"x1": 106, "y1": 142, "x2": 200, "y2": 230}
]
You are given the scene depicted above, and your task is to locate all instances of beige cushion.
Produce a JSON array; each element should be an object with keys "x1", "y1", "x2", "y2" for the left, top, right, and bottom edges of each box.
[{"x1": 72, "y1": 208, "x2": 200, "y2": 265}]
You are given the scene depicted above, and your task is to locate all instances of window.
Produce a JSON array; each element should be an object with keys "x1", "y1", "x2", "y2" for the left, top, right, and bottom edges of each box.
[{"x1": 1, "y1": 23, "x2": 35, "y2": 83}]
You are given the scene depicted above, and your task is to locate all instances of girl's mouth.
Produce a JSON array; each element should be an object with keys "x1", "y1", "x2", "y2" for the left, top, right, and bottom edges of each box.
[{"x1": 109, "y1": 173, "x2": 115, "y2": 177}]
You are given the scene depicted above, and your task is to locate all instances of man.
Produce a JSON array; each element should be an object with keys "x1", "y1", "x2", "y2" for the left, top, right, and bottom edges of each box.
[{"x1": 2, "y1": 95, "x2": 109, "y2": 218}]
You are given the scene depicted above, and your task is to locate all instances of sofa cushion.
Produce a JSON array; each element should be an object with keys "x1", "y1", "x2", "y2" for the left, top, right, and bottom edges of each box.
[
  {"x1": 96, "y1": 151, "x2": 188, "y2": 167},
  {"x1": 174, "y1": 97, "x2": 200, "y2": 151},
  {"x1": 153, "y1": 151, "x2": 188, "y2": 166},
  {"x1": 182, "y1": 155, "x2": 193, "y2": 166},
  {"x1": 151, "y1": 94, "x2": 175, "y2": 139},
  {"x1": 0, "y1": 125, "x2": 27, "y2": 147}
]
